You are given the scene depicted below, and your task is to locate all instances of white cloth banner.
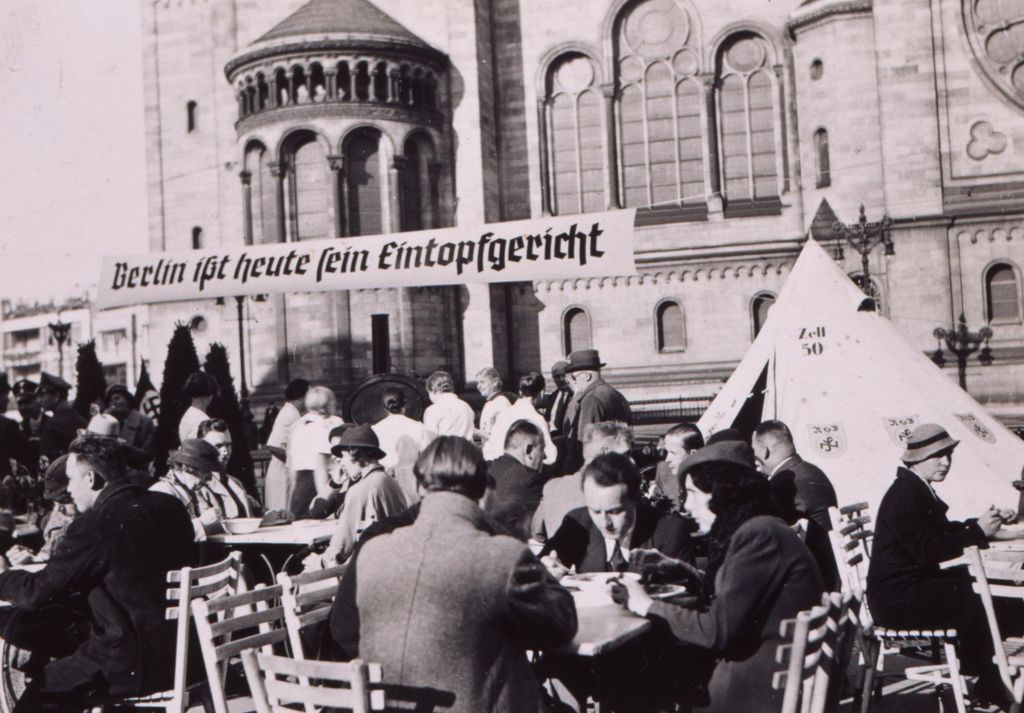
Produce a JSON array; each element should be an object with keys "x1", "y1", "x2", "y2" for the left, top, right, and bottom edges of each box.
[{"x1": 95, "y1": 210, "x2": 637, "y2": 308}]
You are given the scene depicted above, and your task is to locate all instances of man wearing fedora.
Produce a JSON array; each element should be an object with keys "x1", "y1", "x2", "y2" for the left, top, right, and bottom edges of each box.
[
  {"x1": 37, "y1": 372, "x2": 87, "y2": 467},
  {"x1": 323, "y1": 425, "x2": 409, "y2": 566},
  {"x1": 562, "y1": 349, "x2": 631, "y2": 474},
  {"x1": 104, "y1": 383, "x2": 156, "y2": 474},
  {"x1": 868, "y1": 423, "x2": 1023, "y2": 706}
]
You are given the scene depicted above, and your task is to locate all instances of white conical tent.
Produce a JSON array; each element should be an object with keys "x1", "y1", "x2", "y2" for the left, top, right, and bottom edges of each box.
[{"x1": 698, "y1": 237, "x2": 1021, "y2": 520}]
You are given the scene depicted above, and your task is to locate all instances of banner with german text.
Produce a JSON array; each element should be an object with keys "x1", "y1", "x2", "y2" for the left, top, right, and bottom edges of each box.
[{"x1": 95, "y1": 210, "x2": 637, "y2": 309}]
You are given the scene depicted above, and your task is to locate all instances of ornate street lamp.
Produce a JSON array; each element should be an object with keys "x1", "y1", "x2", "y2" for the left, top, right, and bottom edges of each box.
[
  {"x1": 832, "y1": 205, "x2": 894, "y2": 297},
  {"x1": 47, "y1": 315, "x2": 72, "y2": 379},
  {"x1": 931, "y1": 313, "x2": 994, "y2": 390}
]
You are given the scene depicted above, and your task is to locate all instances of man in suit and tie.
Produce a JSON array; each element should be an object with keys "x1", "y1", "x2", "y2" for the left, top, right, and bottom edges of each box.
[
  {"x1": 542, "y1": 452, "x2": 693, "y2": 576},
  {"x1": 752, "y1": 419, "x2": 840, "y2": 589},
  {"x1": 545, "y1": 360, "x2": 572, "y2": 436}
]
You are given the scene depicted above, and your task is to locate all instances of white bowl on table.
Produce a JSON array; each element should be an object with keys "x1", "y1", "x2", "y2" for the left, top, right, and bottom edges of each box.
[
  {"x1": 222, "y1": 518, "x2": 262, "y2": 535},
  {"x1": 562, "y1": 572, "x2": 639, "y2": 608}
]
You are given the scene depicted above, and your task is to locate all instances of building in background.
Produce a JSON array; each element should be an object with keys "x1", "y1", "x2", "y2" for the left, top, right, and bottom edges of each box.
[
  {"x1": 1, "y1": 298, "x2": 149, "y2": 393},
  {"x1": 139, "y1": 0, "x2": 1024, "y2": 420}
]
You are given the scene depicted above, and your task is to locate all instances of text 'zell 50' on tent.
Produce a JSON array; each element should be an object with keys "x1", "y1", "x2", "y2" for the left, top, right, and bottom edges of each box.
[
  {"x1": 699, "y1": 236, "x2": 1021, "y2": 520},
  {"x1": 94, "y1": 210, "x2": 637, "y2": 309}
]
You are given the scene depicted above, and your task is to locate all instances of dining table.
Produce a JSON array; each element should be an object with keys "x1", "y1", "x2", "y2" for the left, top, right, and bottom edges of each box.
[{"x1": 205, "y1": 518, "x2": 338, "y2": 583}]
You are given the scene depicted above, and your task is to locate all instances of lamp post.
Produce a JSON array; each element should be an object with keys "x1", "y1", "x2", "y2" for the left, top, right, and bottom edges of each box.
[
  {"x1": 832, "y1": 204, "x2": 894, "y2": 297},
  {"x1": 47, "y1": 315, "x2": 72, "y2": 380},
  {"x1": 931, "y1": 313, "x2": 993, "y2": 390}
]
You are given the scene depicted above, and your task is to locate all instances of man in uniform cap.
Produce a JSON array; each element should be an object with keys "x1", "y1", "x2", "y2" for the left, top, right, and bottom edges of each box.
[
  {"x1": 13, "y1": 380, "x2": 44, "y2": 476},
  {"x1": 562, "y1": 349, "x2": 631, "y2": 474},
  {"x1": 37, "y1": 372, "x2": 87, "y2": 467},
  {"x1": 0, "y1": 375, "x2": 31, "y2": 478},
  {"x1": 868, "y1": 423, "x2": 1023, "y2": 706}
]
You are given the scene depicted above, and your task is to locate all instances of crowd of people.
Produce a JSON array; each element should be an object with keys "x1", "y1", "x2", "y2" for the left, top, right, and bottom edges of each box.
[{"x1": 0, "y1": 345, "x2": 1021, "y2": 712}]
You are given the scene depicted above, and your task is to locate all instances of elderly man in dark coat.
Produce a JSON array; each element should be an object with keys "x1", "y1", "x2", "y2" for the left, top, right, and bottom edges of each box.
[
  {"x1": 0, "y1": 435, "x2": 195, "y2": 711},
  {"x1": 868, "y1": 423, "x2": 1022, "y2": 706},
  {"x1": 330, "y1": 436, "x2": 577, "y2": 713},
  {"x1": 37, "y1": 373, "x2": 87, "y2": 467},
  {"x1": 562, "y1": 349, "x2": 631, "y2": 473}
]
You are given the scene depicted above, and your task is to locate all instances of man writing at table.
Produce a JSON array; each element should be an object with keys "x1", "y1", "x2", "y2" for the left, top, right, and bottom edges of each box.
[{"x1": 0, "y1": 435, "x2": 195, "y2": 712}]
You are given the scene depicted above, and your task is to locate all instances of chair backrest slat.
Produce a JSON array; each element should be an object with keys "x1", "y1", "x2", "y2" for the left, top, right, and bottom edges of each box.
[
  {"x1": 192, "y1": 584, "x2": 288, "y2": 713},
  {"x1": 774, "y1": 600, "x2": 830, "y2": 713},
  {"x1": 255, "y1": 653, "x2": 383, "y2": 713},
  {"x1": 277, "y1": 564, "x2": 345, "y2": 660},
  {"x1": 965, "y1": 546, "x2": 1024, "y2": 698}
]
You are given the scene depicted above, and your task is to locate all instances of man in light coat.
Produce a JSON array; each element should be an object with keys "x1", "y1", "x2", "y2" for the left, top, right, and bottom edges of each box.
[{"x1": 329, "y1": 436, "x2": 577, "y2": 712}]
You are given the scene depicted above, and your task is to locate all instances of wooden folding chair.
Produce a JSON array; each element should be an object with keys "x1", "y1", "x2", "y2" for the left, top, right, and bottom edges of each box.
[
  {"x1": 965, "y1": 545, "x2": 1024, "y2": 710},
  {"x1": 827, "y1": 505, "x2": 968, "y2": 713},
  {"x1": 808, "y1": 591, "x2": 850, "y2": 713},
  {"x1": 191, "y1": 584, "x2": 288, "y2": 713},
  {"x1": 251, "y1": 653, "x2": 385, "y2": 713},
  {"x1": 118, "y1": 551, "x2": 244, "y2": 713},
  {"x1": 277, "y1": 563, "x2": 346, "y2": 659},
  {"x1": 773, "y1": 600, "x2": 831, "y2": 713}
]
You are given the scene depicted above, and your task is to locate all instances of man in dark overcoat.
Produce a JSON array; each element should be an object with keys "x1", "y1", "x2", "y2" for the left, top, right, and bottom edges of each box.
[
  {"x1": 562, "y1": 349, "x2": 631, "y2": 473},
  {"x1": 0, "y1": 435, "x2": 195, "y2": 711}
]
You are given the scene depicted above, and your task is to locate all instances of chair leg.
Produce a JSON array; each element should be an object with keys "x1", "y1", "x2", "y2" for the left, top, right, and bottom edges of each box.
[
  {"x1": 860, "y1": 639, "x2": 881, "y2": 713},
  {"x1": 942, "y1": 642, "x2": 967, "y2": 713}
]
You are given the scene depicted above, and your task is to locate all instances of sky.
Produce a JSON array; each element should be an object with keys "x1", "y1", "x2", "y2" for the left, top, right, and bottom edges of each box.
[{"x1": 0, "y1": 0, "x2": 148, "y2": 303}]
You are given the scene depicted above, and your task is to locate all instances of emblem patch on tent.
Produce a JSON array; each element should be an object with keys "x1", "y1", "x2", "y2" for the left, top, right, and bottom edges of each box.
[
  {"x1": 807, "y1": 422, "x2": 846, "y2": 457},
  {"x1": 953, "y1": 413, "x2": 996, "y2": 444},
  {"x1": 882, "y1": 415, "x2": 920, "y2": 446}
]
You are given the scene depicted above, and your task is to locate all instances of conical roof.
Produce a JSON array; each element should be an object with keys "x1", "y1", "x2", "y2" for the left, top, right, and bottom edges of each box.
[{"x1": 256, "y1": 0, "x2": 429, "y2": 47}]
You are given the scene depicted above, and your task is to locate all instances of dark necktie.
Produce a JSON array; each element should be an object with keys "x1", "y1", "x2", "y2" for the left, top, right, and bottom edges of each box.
[{"x1": 608, "y1": 545, "x2": 627, "y2": 572}]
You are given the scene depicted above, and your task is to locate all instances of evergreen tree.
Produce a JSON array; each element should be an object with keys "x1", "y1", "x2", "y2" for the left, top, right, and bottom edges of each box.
[
  {"x1": 203, "y1": 343, "x2": 257, "y2": 496},
  {"x1": 155, "y1": 323, "x2": 200, "y2": 472},
  {"x1": 72, "y1": 340, "x2": 107, "y2": 420}
]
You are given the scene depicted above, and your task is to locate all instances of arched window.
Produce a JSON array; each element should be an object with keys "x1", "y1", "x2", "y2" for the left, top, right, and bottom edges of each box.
[
  {"x1": 244, "y1": 143, "x2": 280, "y2": 244},
  {"x1": 563, "y1": 307, "x2": 592, "y2": 354},
  {"x1": 400, "y1": 133, "x2": 438, "y2": 232},
  {"x1": 751, "y1": 291, "x2": 776, "y2": 337},
  {"x1": 986, "y1": 262, "x2": 1021, "y2": 322},
  {"x1": 545, "y1": 53, "x2": 605, "y2": 215},
  {"x1": 615, "y1": 0, "x2": 704, "y2": 211},
  {"x1": 187, "y1": 101, "x2": 198, "y2": 132},
  {"x1": 715, "y1": 32, "x2": 779, "y2": 206},
  {"x1": 814, "y1": 128, "x2": 830, "y2": 188},
  {"x1": 284, "y1": 132, "x2": 329, "y2": 241},
  {"x1": 191, "y1": 226, "x2": 203, "y2": 250},
  {"x1": 344, "y1": 128, "x2": 383, "y2": 236},
  {"x1": 655, "y1": 300, "x2": 686, "y2": 351}
]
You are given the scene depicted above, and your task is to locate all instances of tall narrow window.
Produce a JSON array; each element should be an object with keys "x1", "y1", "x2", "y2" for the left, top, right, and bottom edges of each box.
[
  {"x1": 563, "y1": 307, "x2": 592, "y2": 354},
  {"x1": 655, "y1": 300, "x2": 686, "y2": 351},
  {"x1": 344, "y1": 129, "x2": 383, "y2": 236},
  {"x1": 371, "y1": 314, "x2": 391, "y2": 374},
  {"x1": 716, "y1": 33, "x2": 779, "y2": 205},
  {"x1": 986, "y1": 263, "x2": 1021, "y2": 322},
  {"x1": 187, "y1": 101, "x2": 198, "y2": 132},
  {"x1": 245, "y1": 144, "x2": 280, "y2": 244},
  {"x1": 546, "y1": 53, "x2": 605, "y2": 215},
  {"x1": 614, "y1": 0, "x2": 704, "y2": 212},
  {"x1": 752, "y1": 292, "x2": 776, "y2": 337},
  {"x1": 191, "y1": 227, "x2": 203, "y2": 250},
  {"x1": 288, "y1": 135, "x2": 329, "y2": 241},
  {"x1": 814, "y1": 128, "x2": 831, "y2": 188}
]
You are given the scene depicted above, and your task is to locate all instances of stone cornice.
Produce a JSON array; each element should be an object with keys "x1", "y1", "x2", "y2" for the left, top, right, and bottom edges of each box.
[
  {"x1": 787, "y1": 0, "x2": 873, "y2": 35},
  {"x1": 226, "y1": 39, "x2": 448, "y2": 80}
]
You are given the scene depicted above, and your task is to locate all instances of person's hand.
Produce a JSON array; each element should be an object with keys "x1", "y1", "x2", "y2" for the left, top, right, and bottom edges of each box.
[
  {"x1": 630, "y1": 548, "x2": 702, "y2": 584},
  {"x1": 978, "y1": 506, "x2": 1004, "y2": 538},
  {"x1": 541, "y1": 554, "x2": 569, "y2": 580},
  {"x1": 609, "y1": 576, "x2": 653, "y2": 617},
  {"x1": 199, "y1": 506, "x2": 223, "y2": 533},
  {"x1": 5, "y1": 545, "x2": 34, "y2": 567}
]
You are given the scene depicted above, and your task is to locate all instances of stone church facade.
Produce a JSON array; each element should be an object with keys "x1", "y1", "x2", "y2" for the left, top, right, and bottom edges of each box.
[{"x1": 141, "y1": 0, "x2": 1024, "y2": 418}]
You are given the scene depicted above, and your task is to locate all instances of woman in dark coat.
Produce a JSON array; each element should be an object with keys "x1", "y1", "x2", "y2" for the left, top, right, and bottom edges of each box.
[{"x1": 613, "y1": 440, "x2": 825, "y2": 712}]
